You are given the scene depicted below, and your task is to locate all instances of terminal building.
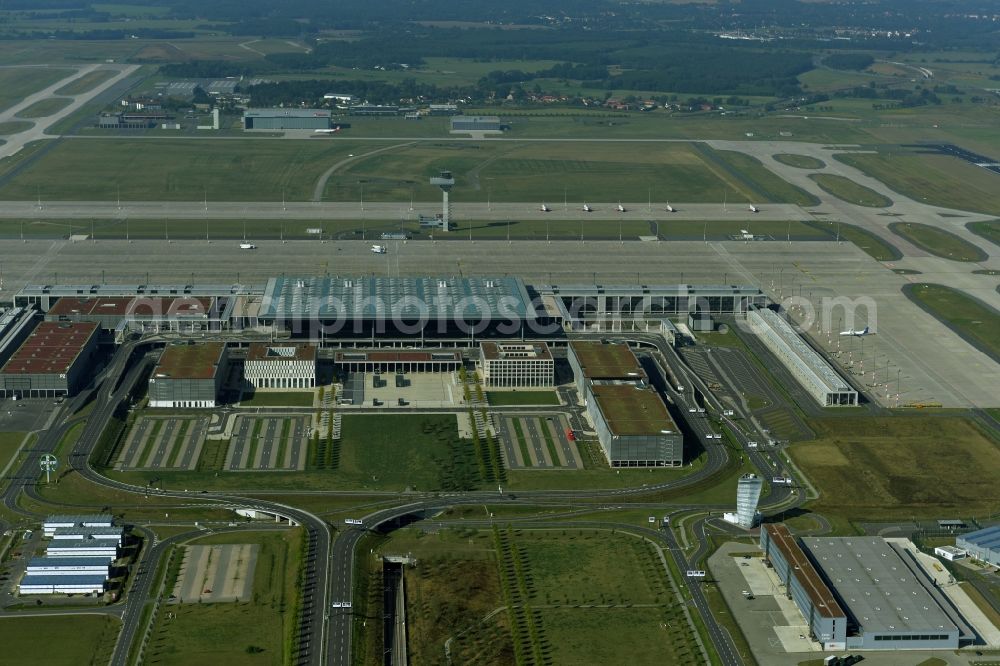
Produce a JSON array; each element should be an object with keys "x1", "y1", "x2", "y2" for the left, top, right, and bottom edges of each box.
[
  {"x1": 0, "y1": 321, "x2": 100, "y2": 397},
  {"x1": 479, "y1": 342, "x2": 554, "y2": 388},
  {"x1": 243, "y1": 343, "x2": 317, "y2": 390},
  {"x1": 761, "y1": 525, "x2": 968, "y2": 651},
  {"x1": 45, "y1": 295, "x2": 221, "y2": 333},
  {"x1": 243, "y1": 108, "x2": 331, "y2": 130},
  {"x1": 148, "y1": 341, "x2": 229, "y2": 408},
  {"x1": 333, "y1": 350, "x2": 462, "y2": 374},
  {"x1": 957, "y1": 525, "x2": 1000, "y2": 566},
  {"x1": 747, "y1": 306, "x2": 858, "y2": 407},
  {"x1": 568, "y1": 341, "x2": 682, "y2": 467}
]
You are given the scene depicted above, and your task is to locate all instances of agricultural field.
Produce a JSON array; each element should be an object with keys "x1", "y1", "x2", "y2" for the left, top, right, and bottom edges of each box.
[
  {"x1": 904, "y1": 283, "x2": 1000, "y2": 363},
  {"x1": 809, "y1": 173, "x2": 892, "y2": 207},
  {"x1": 889, "y1": 222, "x2": 987, "y2": 262},
  {"x1": 790, "y1": 415, "x2": 1000, "y2": 524},
  {"x1": 0, "y1": 615, "x2": 118, "y2": 666},
  {"x1": 0, "y1": 66, "x2": 75, "y2": 112},
  {"x1": 837, "y1": 152, "x2": 1000, "y2": 216},
  {"x1": 146, "y1": 529, "x2": 303, "y2": 666}
]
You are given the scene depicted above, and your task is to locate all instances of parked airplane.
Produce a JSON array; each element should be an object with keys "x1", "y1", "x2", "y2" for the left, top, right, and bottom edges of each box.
[
  {"x1": 665, "y1": 202, "x2": 676, "y2": 213},
  {"x1": 839, "y1": 326, "x2": 871, "y2": 337},
  {"x1": 540, "y1": 203, "x2": 552, "y2": 212},
  {"x1": 239, "y1": 242, "x2": 256, "y2": 250},
  {"x1": 313, "y1": 127, "x2": 341, "y2": 134},
  {"x1": 748, "y1": 204, "x2": 760, "y2": 213},
  {"x1": 371, "y1": 244, "x2": 387, "y2": 254},
  {"x1": 617, "y1": 202, "x2": 626, "y2": 212},
  {"x1": 582, "y1": 203, "x2": 593, "y2": 212}
]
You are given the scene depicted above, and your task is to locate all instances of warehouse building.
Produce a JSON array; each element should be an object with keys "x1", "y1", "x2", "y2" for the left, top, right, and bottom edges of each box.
[
  {"x1": 27, "y1": 557, "x2": 111, "y2": 576},
  {"x1": 333, "y1": 350, "x2": 462, "y2": 373},
  {"x1": 244, "y1": 343, "x2": 317, "y2": 389},
  {"x1": 257, "y1": 276, "x2": 538, "y2": 339},
  {"x1": 0, "y1": 321, "x2": 99, "y2": 397},
  {"x1": 19, "y1": 574, "x2": 106, "y2": 595},
  {"x1": 43, "y1": 514, "x2": 113, "y2": 537},
  {"x1": 761, "y1": 524, "x2": 848, "y2": 650},
  {"x1": 801, "y1": 536, "x2": 964, "y2": 650},
  {"x1": 47, "y1": 539, "x2": 119, "y2": 560},
  {"x1": 747, "y1": 306, "x2": 858, "y2": 407},
  {"x1": 0, "y1": 307, "x2": 39, "y2": 369},
  {"x1": 479, "y1": 342, "x2": 554, "y2": 388},
  {"x1": 52, "y1": 526, "x2": 124, "y2": 545},
  {"x1": 568, "y1": 341, "x2": 681, "y2": 466},
  {"x1": 243, "y1": 108, "x2": 331, "y2": 130},
  {"x1": 957, "y1": 525, "x2": 1000, "y2": 566},
  {"x1": 451, "y1": 116, "x2": 502, "y2": 132},
  {"x1": 148, "y1": 341, "x2": 228, "y2": 408}
]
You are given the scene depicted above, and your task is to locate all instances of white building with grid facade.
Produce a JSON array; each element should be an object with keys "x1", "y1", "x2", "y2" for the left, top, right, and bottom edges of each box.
[
  {"x1": 244, "y1": 343, "x2": 317, "y2": 389},
  {"x1": 479, "y1": 342, "x2": 554, "y2": 388}
]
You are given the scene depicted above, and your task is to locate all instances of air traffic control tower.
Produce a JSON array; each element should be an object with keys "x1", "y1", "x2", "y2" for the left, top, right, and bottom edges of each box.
[{"x1": 429, "y1": 170, "x2": 455, "y2": 231}]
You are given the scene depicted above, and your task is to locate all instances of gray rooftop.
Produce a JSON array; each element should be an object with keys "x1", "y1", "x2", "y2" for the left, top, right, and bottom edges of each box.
[
  {"x1": 20, "y1": 574, "x2": 107, "y2": 586},
  {"x1": 749, "y1": 307, "x2": 854, "y2": 393},
  {"x1": 44, "y1": 514, "x2": 113, "y2": 525},
  {"x1": 958, "y1": 525, "x2": 1000, "y2": 550},
  {"x1": 537, "y1": 283, "x2": 764, "y2": 297},
  {"x1": 802, "y1": 537, "x2": 957, "y2": 636},
  {"x1": 28, "y1": 557, "x2": 111, "y2": 568},
  {"x1": 244, "y1": 108, "x2": 331, "y2": 118},
  {"x1": 259, "y1": 276, "x2": 535, "y2": 320},
  {"x1": 48, "y1": 538, "x2": 120, "y2": 548}
]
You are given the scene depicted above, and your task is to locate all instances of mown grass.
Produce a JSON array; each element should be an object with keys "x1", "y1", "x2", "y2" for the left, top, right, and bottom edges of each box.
[
  {"x1": 904, "y1": 283, "x2": 1000, "y2": 362},
  {"x1": 0, "y1": 614, "x2": 118, "y2": 666},
  {"x1": 239, "y1": 390, "x2": 314, "y2": 407},
  {"x1": 967, "y1": 220, "x2": 1000, "y2": 249},
  {"x1": 15, "y1": 97, "x2": 72, "y2": 119},
  {"x1": 0, "y1": 66, "x2": 75, "y2": 112},
  {"x1": 54, "y1": 68, "x2": 117, "y2": 95},
  {"x1": 709, "y1": 149, "x2": 820, "y2": 206},
  {"x1": 772, "y1": 153, "x2": 825, "y2": 169},
  {"x1": 487, "y1": 390, "x2": 560, "y2": 406},
  {"x1": 809, "y1": 173, "x2": 892, "y2": 207},
  {"x1": 889, "y1": 222, "x2": 987, "y2": 262},
  {"x1": 803, "y1": 219, "x2": 901, "y2": 261}
]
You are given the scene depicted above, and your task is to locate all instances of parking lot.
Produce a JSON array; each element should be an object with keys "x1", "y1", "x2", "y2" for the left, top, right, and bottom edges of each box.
[
  {"x1": 225, "y1": 415, "x2": 308, "y2": 471},
  {"x1": 115, "y1": 416, "x2": 208, "y2": 471},
  {"x1": 170, "y1": 544, "x2": 258, "y2": 603},
  {"x1": 496, "y1": 414, "x2": 582, "y2": 469}
]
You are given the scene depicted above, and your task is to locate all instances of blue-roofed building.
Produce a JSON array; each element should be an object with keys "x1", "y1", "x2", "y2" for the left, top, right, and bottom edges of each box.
[
  {"x1": 19, "y1": 574, "x2": 107, "y2": 595},
  {"x1": 957, "y1": 526, "x2": 1000, "y2": 565}
]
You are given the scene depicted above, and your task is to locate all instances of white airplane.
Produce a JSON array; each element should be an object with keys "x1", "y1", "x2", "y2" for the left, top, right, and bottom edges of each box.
[
  {"x1": 239, "y1": 242, "x2": 256, "y2": 250},
  {"x1": 312, "y1": 127, "x2": 341, "y2": 135},
  {"x1": 370, "y1": 244, "x2": 387, "y2": 254},
  {"x1": 582, "y1": 203, "x2": 593, "y2": 212},
  {"x1": 540, "y1": 203, "x2": 552, "y2": 212},
  {"x1": 839, "y1": 326, "x2": 870, "y2": 337},
  {"x1": 748, "y1": 204, "x2": 760, "y2": 213},
  {"x1": 666, "y1": 202, "x2": 676, "y2": 213},
  {"x1": 617, "y1": 202, "x2": 626, "y2": 212}
]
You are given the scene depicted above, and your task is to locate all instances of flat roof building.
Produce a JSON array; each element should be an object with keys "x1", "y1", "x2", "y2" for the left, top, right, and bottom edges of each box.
[
  {"x1": 958, "y1": 525, "x2": 1000, "y2": 566},
  {"x1": 148, "y1": 342, "x2": 228, "y2": 408},
  {"x1": 334, "y1": 350, "x2": 462, "y2": 374},
  {"x1": 0, "y1": 321, "x2": 99, "y2": 397},
  {"x1": 587, "y1": 383, "x2": 682, "y2": 467},
  {"x1": 747, "y1": 307, "x2": 858, "y2": 407},
  {"x1": 567, "y1": 340, "x2": 647, "y2": 393},
  {"x1": 43, "y1": 514, "x2": 113, "y2": 537},
  {"x1": 46, "y1": 539, "x2": 119, "y2": 560},
  {"x1": 243, "y1": 108, "x2": 331, "y2": 130},
  {"x1": 480, "y1": 342, "x2": 554, "y2": 388},
  {"x1": 801, "y1": 536, "x2": 962, "y2": 650},
  {"x1": 244, "y1": 343, "x2": 317, "y2": 390},
  {"x1": 19, "y1": 574, "x2": 107, "y2": 595},
  {"x1": 46, "y1": 296, "x2": 218, "y2": 332},
  {"x1": 27, "y1": 557, "x2": 111, "y2": 575},
  {"x1": 52, "y1": 526, "x2": 124, "y2": 545},
  {"x1": 761, "y1": 524, "x2": 848, "y2": 650},
  {"x1": 451, "y1": 115, "x2": 501, "y2": 132}
]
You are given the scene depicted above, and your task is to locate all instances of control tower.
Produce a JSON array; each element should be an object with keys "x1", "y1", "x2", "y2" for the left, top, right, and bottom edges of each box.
[
  {"x1": 429, "y1": 170, "x2": 455, "y2": 231},
  {"x1": 723, "y1": 473, "x2": 762, "y2": 529}
]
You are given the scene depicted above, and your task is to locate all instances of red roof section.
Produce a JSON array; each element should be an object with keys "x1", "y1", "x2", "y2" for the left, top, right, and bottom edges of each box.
[
  {"x1": 1, "y1": 321, "x2": 98, "y2": 375},
  {"x1": 48, "y1": 296, "x2": 213, "y2": 318}
]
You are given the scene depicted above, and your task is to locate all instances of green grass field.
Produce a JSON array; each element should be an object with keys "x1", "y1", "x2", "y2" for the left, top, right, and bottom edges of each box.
[
  {"x1": 708, "y1": 149, "x2": 819, "y2": 206},
  {"x1": 0, "y1": 121, "x2": 32, "y2": 135},
  {"x1": 54, "y1": 68, "x2": 117, "y2": 95},
  {"x1": 772, "y1": 153, "x2": 825, "y2": 169},
  {"x1": 239, "y1": 391, "x2": 314, "y2": 407},
  {"x1": 486, "y1": 390, "x2": 560, "y2": 406},
  {"x1": 0, "y1": 66, "x2": 75, "y2": 112},
  {"x1": 791, "y1": 415, "x2": 1000, "y2": 523},
  {"x1": 144, "y1": 529, "x2": 303, "y2": 665},
  {"x1": 968, "y1": 220, "x2": 1000, "y2": 248},
  {"x1": 0, "y1": 615, "x2": 118, "y2": 665},
  {"x1": 804, "y1": 220, "x2": 901, "y2": 261},
  {"x1": 837, "y1": 152, "x2": 1000, "y2": 216},
  {"x1": 15, "y1": 97, "x2": 72, "y2": 119},
  {"x1": 889, "y1": 222, "x2": 987, "y2": 262},
  {"x1": 809, "y1": 173, "x2": 892, "y2": 207},
  {"x1": 904, "y1": 283, "x2": 1000, "y2": 363}
]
